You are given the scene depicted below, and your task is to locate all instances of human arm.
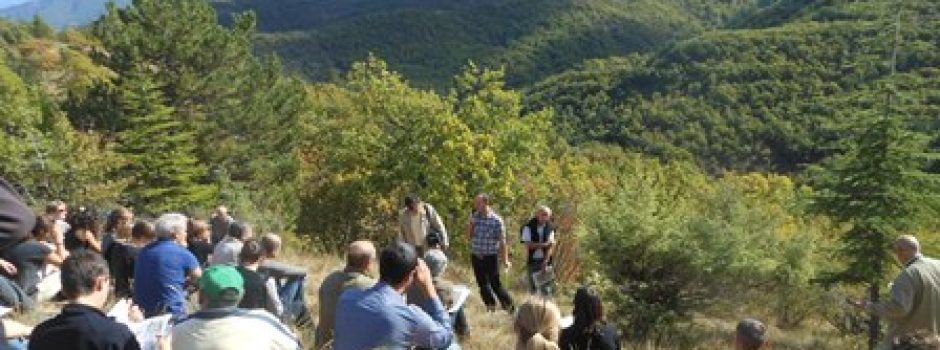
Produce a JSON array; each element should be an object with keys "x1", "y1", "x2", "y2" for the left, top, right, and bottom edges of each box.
[
  {"x1": 265, "y1": 277, "x2": 284, "y2": 317},
  {"x1": 0, "y1": 259, "x2": 16, "y2": 275},
  {"x1": 521, "y1": 226, "x2": 551, "y2": 250},
  {"x1": 2, "y1": 319, "x2": 32, "y2": 338},
  {"x1": 80, "y1": 230, "x2": 102, "y2": 253},
  {"x1": 412, "y1": 260, "x2": 454, "y2": 348},
  {"x1": 865, "y1": 272, "x2": 915, "y2": 320},
  {"x1": 498, "y1": 219, "x2": 510, "y2": 268},
  {"x1": 428, "y1": 205, "x2": 448, "y2": 249}
]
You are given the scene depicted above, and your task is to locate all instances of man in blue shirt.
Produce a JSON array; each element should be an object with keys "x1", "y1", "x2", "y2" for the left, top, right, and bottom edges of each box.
[
  {"x1": 334, "y1": 242, "x2": 455, "y2": 350},
  {"x1": 134, "y1": 213, "x2": 202, "y2": 319}
]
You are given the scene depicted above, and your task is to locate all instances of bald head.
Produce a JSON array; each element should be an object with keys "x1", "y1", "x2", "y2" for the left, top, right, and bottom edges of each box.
[
  {"x1": 346, "y1": 240, "x2": 376, "y2": 272},
  {"x1": 894, "y1": 235, "x2": 921, "y2": 265},
  {"x1": 896, "y1": 235, "x2": 920, "y2": 253},
  {"x1": 261, "y1": 233, "x2": 282, "y2": 259}
]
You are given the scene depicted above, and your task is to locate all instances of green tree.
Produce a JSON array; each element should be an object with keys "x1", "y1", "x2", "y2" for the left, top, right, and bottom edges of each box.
[
  {"x1": 116, "y1": 70, "x2": 215, "y2": 214},
  {"x1": 810, "y1": 105, "x2": 940, "y2": 347}
]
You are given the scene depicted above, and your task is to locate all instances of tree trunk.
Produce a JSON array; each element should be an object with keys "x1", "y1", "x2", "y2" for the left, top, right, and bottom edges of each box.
[{"x1": 869, "y1": 283, "x2": 880, "y2": 350}]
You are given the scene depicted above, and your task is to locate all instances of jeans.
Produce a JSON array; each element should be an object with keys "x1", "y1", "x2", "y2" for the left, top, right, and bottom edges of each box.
[
  {"x1": 527, "y1": 260, "x2": 554, "y2": 297},
  {"x1": 470, "y1": 254, "x2": 513, "y2": 310},
  {"x1": 276, "y1": 275, "x2": 311, "y2": 325}
]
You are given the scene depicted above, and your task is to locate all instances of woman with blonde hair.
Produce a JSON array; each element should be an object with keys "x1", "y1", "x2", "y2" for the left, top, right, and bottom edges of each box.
[{"x1": 515, "y1": 296, "x2": 562, "y2": 350}]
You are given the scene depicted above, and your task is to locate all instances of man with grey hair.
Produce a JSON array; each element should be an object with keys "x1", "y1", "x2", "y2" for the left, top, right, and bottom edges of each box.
[
  {"x1": 211, "y1": 221, "x2": 252, "y2": 266},
  {"x1": 851, "y1": 235, "x2": 940, "y2": 347},
  {"x1": 520, "y1": 205, "x2": 556, "y2": 296},
  {"x1": 134, "y1": 213, "x2": 202, "y2": 319}
]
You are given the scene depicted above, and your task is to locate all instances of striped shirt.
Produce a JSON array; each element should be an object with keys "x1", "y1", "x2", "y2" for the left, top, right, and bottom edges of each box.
[{"x1": 470, "y1": 210, "x2": 504, "y2": 256}]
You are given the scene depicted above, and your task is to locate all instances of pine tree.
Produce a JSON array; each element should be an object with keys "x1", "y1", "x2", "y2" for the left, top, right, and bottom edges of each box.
[
  {"x1": 117, "y1": 70, "x2": 215, "y2": 214},
  {"x1": 811, "y1": 101, "x2": 940, "y2": 348}
]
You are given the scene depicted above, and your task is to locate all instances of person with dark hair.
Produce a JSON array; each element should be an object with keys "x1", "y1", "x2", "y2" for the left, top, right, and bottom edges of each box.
[
  {"x1": 109, "y1": 221, "x2": 156, "y2": 298},
  {"x1": 237, "y1": 238, "x2": 282, "y2": 317},
  {"x1": 465, "y1": 193, "x2": 513, "y2": 312},
  {"x1": 208, "y1": 205, "x2": 234, "y2": 247},
  {"x1": 1, "y1": 217, "x2": 65, "y2": 301},
  {"x1": 187, "y1": 220, "x2": 213, "y2": 267},
  {"x1": 399, "y1": 194, "x2": 449, "y2": 255},
  {"x1": 315, "y1": 240, "x2": 376, "y2": 348},
  {"x1": 734, "y1": 318, "x2": 767, "y2": 350},
  {"x1": 29, "y1": 251, "x2": 146, "y2": 350},
  {"x1": 334, "y1": 242, "x2": 454, "y2": 350},
  {"x1": 211, "y1": 221, "x2": 252, "y2": 266},
  {"x1": 0, "y1": 178, "x2": 37, "y2": 311},
  {"x1": 133, "y1": 214, "x2": 202, "y2": 320},
  {"x1": 101, "y1": 207, "x2": 134, "y2": 262},
  {"x1": 63, "y1": 207, "x2": 102, "y2": 254},
  {"x1": 171, "y1": 265, "x2": 299, "y2": 350},
  {"x1": 559, "y1": 287, "x2": 620, "y2": 350}
]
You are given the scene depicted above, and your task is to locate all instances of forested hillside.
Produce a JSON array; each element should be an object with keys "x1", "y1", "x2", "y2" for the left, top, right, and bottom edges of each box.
[
  {"x1": 527, "y1": 0, "x2": 940, "y2": 173},
  {"x1": 1, "y1": 0, "x2": 939, "y2": 348},
  {"x1": 210, "y1": 0, "x2": 762, "y2": 87}
]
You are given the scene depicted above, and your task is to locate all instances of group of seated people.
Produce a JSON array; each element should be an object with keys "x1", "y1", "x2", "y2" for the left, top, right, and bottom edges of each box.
[{"x1": 0, "y1": 177, "x2": 784, "y2": 350}]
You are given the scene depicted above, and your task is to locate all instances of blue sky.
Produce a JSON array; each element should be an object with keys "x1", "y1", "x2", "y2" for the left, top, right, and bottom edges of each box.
[{"x1": 0, "y1": 0, "x2": 30, "y2": 9}]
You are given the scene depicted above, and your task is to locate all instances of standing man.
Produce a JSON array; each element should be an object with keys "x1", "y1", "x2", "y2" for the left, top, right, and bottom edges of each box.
[
  {"x1": 209, "y1": 205, "x2": 233, "y2": 247},
  {"x1": 520, "y1": 205, "x2": 556, "y2": 296},
  {"x1": 134, "y1": 213, "x2": 202, "y2": 320},
  {"x1": 851, "y1": 235, "x2": 940, "y2": 348},
  {"x1": 465, "y1": 193, "x2": 513, "y2": 312},
  {"x1": 315, "y1": 240, "x2": 377, "y2": 348},
  {"x1": 399, "y1": 194, "x2": 448, "y2": 255}
]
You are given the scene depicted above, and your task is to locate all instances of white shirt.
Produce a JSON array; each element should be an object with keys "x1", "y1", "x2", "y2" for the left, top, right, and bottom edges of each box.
[{"x1": 521, "y1": 225, "x2": 555, "y2": 260}]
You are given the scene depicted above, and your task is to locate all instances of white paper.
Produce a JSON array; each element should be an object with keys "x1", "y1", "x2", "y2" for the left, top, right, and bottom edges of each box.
[
  {"x1": 560, "y1": 315, "x2": 574, "y2": 329},
  {"x1": 127, "y1": 315, "x2": 172, "y2": 350},
  {"x1": 108, "y1": 299, "x2": 171, "y2": 350},
  {"x1": 449, "y1": 284, "x2": 470, "y2": 313}
]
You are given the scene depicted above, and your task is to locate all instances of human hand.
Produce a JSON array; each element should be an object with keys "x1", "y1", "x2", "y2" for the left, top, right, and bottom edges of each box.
[
  {"x1": 414, "y1": 259, "x2": 436, "y2": 298},
  {"x1": 156, "y1": 334, "x2": 172, "y2": 350},
  {"x1": 128, "y1": 300, "x2": 144, "y2": 323},
  {"x1": 0, "y1": 259, "x2": 17, "y2": 275}
]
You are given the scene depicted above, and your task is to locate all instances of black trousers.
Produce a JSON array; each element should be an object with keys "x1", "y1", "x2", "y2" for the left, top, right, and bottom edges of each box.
[{"x1": 471, "y1": 254, "x2": 513, "y2": 310}]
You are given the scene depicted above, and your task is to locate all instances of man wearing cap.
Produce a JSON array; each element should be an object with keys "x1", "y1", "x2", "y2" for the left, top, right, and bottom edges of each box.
[
  {"x1": 399, "y1": 194, "x2": 448, "y2": 255},
  {"x1": 851, "y1": 235, "x2": 940, "y2": 348},
  {"x1": 315, "y1": 240, "x2": 377, "y2": 348},
  {"x1": 334, "y1": 242, "x2": 454, "y2": 350},
  {"x1": 735, "y1": 318, "x2": 767, "y2": 350},
  {"x1": 172, "y1": 265, "x2": 300, "y2": 350}
]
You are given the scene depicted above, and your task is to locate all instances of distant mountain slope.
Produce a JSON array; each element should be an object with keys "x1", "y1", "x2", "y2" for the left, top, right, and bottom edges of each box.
[
  {"x1": 211, "y1": 0, "x2": 761, "y2": 87},
  {"x1": 0, "y1": 0, "x2": 130, "y2": 29},
  {"x1": 526, "y1": 0, "x2": 940, "y2": 172}
]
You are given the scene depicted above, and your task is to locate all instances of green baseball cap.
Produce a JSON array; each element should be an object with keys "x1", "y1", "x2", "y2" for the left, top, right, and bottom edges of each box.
[{"x1": 199, "y1": 265, "x2": 244, "y2": 303}]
